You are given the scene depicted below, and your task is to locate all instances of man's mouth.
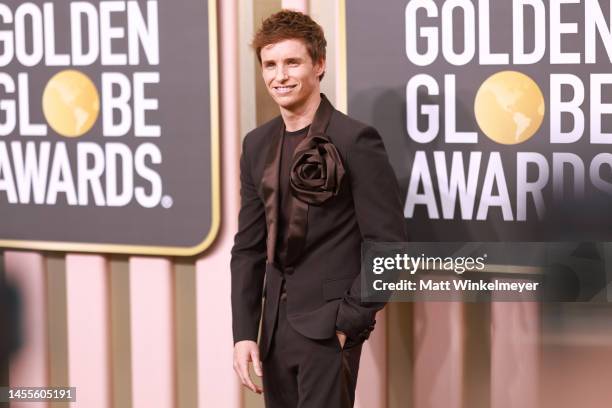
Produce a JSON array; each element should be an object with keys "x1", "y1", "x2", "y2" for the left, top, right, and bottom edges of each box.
[{"x1": 273, "y1": 85, "x2": 297, "y2": 94}]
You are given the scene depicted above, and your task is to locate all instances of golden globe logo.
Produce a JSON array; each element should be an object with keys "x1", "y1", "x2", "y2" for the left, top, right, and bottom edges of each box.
[
  {"x1": 0, "y1": 1, "x2": 167, "y2": 209},
  {"x1": 42, "y1": 70, "x2": 100, "y2": 138},
  {"x1": 403, "y1": 0, "x2": 612, "y2": 222},
  {"x1": 474, "y1": 71, "x2": 545, "y2": 145}
]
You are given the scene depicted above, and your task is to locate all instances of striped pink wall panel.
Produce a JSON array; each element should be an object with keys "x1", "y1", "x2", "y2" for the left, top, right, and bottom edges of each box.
[{"x1": 5, "y1": 251, "x2": 49, "y2": 408}]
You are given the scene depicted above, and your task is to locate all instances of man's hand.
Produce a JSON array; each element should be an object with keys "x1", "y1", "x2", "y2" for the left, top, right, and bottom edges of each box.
[
  {"x1": 233, "y1": 340, "x2": 263, "y2": 394},
  {"x1": 336, "y1": 331, "x2": 347, "y2": 349}
]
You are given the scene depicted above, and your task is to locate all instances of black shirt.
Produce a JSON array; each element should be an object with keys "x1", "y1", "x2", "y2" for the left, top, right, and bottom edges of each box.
[{"x1": 275, "y1": 124, "x2": 310, "y2": 266}]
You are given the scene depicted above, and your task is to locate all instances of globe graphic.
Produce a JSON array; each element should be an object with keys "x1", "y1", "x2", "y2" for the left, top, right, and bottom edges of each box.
[
  {"x1": 474, "y1": 71, "x2": 545, "y2": 145},
  {"x1": 42, "y1": 70, "x2": 100, "y2": 138}
]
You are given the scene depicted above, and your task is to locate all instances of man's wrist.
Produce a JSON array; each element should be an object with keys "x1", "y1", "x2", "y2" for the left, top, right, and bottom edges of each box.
[{"x1": 233, "y1": 336, "x2": 258, "y2": 345}]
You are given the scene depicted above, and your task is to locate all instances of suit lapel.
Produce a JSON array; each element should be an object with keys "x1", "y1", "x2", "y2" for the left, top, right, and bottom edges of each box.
[
  {"x1": 259, "y1": 121, "x2": 284, "y2": 265},
  {"x1": 260, "y1": 95, "x2": 336, "y2": 268},
  {"x1": 284, "y1": 95, "x2": 335, "y2": 266}
]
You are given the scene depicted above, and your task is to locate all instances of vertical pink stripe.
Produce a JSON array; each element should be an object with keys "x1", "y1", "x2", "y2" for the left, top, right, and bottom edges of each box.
[
  {"x1": 65, "y1": 254, "x2": 111, "y2": 408},
  {"x1": 196, "y1": 0, "x2": 241, "y2": 406},
  {"x1": 129, "y1": 257, "x2": 175, "y2": 408},
  {"x1": 4, "y1": 251, "x2": 49, "y2": 408},
  {"x1": 355, "y1": 309, "x2": 387, "y2": 408},
  {"x1": 414, "y1": 302, "x2": 464, "y2": 408},
  {"x1": 491, "y1": 302, "x2": 539, "y2": 408},
  {"x1": 281, "y1": 0, "x2": 307, "y2": 13},
  {"x1": 196, "y1": 252, "x2": 239, "y2": 408}
]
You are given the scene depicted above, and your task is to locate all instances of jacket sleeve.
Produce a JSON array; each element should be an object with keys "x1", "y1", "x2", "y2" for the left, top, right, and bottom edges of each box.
[
  {"x1": 335, "y1": 126, "x2": 407, "y2": 341},
  {"x1": 231, "y1": 137, "x2": 267, "y2": 344}
]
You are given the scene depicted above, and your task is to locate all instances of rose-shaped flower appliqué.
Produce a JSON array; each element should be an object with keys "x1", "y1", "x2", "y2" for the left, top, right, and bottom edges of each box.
[{"x1": 290, "y1": 135, "x2": 345, "y2": 205}]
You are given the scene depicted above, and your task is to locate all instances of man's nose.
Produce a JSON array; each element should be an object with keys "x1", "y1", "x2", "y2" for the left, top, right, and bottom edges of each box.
[{"x1": 275, "y1": 65, "x2": 288, "y2": 81}]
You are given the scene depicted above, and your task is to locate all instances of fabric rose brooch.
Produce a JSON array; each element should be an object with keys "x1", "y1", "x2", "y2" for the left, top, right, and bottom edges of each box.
[{"x1": 290, "y1": 134, "x2": 345, "y2": 206}]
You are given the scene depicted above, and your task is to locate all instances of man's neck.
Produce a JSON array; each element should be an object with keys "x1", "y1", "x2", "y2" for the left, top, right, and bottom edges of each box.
[{"x1": 280, "y1": 92, "x2": 321, "y2": 131}]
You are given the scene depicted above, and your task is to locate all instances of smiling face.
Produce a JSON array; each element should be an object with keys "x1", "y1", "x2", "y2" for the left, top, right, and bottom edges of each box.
[{"x1": 260, "y1": 38, "x2": 325, "y2": 113}]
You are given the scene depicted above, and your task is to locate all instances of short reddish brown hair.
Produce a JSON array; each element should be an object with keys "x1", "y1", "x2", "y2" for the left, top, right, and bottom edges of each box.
[{"x1": 252, "y1": 10, "x2": 327, "y2": 80}]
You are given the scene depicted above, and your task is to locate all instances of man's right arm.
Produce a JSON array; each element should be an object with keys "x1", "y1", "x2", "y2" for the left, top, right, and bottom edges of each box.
[{"x1": 231, "y1": 137, "x2": 267, "y2": 344}]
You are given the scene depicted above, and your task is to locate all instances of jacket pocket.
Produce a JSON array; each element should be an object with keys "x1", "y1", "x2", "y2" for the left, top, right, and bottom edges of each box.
[{"x1": 322, "y1": 276, "x2": 354, "y2": 301}]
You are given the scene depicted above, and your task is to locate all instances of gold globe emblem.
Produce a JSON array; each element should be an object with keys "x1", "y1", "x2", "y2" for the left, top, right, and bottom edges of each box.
[
  {"x1": 42, "y1": 70, "x2": 100, "y2": 138},
  {"x1": 474, "y1": 71, "x2": 545, "y2": 145}
]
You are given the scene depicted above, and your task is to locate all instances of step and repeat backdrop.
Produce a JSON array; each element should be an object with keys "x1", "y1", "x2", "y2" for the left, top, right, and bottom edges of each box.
[
  {"x1": 0, "y1": 0, "x2": 219, "y2": 255},
  {"x1": 3, "y1": 0, "x2": 611, "y2": 249},
  {"x1": 346, "y1": 0, "x2": 612, "y2": 241}
]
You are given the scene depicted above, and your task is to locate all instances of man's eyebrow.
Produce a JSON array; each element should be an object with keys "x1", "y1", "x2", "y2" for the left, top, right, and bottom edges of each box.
[{"x1": 261, "y1": 56, "x2": 304, "y2": 65}]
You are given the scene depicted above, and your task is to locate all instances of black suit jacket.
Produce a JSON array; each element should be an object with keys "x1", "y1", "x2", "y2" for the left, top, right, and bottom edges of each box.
[{"x1": 231, "y1": 95, "x2": 406, "y2": 359}]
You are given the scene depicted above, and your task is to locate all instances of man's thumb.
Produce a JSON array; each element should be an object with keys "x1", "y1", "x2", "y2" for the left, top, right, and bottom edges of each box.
[{"x1": 251, "y1": 350, "x2": 263, "y2": 377}]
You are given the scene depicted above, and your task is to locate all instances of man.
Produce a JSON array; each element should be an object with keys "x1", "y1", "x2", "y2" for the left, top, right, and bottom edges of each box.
[{"x1": 231, "y1": 10, "x2": 406, "y2": 408}]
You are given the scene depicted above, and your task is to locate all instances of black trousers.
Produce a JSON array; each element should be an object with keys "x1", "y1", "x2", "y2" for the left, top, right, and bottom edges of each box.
[{"x1": 262, "y1": 294, "x2": 363, "y2": 408}]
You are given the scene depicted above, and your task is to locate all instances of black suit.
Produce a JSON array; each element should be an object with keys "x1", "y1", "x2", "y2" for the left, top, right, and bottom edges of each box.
[{"x1": 231, "y1": 95, "x2": 406, "y2": 407}]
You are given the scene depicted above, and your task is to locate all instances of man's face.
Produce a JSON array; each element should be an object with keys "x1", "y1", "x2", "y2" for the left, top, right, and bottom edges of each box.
[{"x1": 260, "y1": 38, "x2": 325, "y2": 111}]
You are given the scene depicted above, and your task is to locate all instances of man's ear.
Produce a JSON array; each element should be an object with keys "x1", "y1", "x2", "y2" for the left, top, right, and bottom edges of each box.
[{"x1": 315, "y1": 58, "x2": 326, "y2": 78}]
